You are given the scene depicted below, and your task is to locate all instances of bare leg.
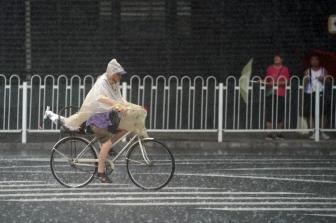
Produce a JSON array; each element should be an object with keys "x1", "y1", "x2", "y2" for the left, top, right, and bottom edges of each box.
[
  {"x1": 98, "y1": 130, "x2": 127, "y2": 173},
  {"x1": 110, "y1": 130, "x2": 128, "y2": 144},
  {"x1": 98, "y1": 140, "x2": 113, "y2": 173},
  {"x1": 320, "y1": 115, "x2": 330, "y2": 139}
]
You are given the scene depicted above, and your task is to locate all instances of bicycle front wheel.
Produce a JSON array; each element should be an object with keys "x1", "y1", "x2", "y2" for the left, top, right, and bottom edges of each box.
[
  {"x1": 50, "y1": 136, "x2": 98, "y2": 188},
  {"x1": 126, "y1": 139, "x2": 175, "y2": 190}
]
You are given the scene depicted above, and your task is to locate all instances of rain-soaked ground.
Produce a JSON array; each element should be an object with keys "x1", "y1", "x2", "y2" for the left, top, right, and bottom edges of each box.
[{"x1": 1, "y1": 149, "x2": 336, "y2": 223}]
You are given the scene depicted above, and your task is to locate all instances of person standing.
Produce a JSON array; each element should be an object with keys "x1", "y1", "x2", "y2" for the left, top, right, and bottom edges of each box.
[
  {"x1": 303, "y1": 54, "x2": 331, "y2": 140},
  {"x1": 262, "y1": 54, "x2": 290, "y2": 140}
]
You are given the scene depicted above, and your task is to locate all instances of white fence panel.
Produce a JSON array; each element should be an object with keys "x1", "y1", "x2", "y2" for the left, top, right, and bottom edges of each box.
[
  {"x1": 0, "y1": 74, "x2": 335, "y2": 143},
  {"x1": 0, "y1": 74, "x2": 22, "y2": 133}
]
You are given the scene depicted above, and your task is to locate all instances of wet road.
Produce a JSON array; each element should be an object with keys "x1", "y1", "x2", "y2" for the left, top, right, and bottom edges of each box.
[{"x1": 1, "y1": 151, "x2": 336, "y2": 222}]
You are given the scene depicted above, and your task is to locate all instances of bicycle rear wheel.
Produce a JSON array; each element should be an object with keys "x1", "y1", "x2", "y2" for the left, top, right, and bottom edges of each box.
[
  {"x1": 126, "y1": 139, "x2": 175, "y2": 190},
  {"x1": 50, "y1": 136, "x2": 97, "y2": 188}
]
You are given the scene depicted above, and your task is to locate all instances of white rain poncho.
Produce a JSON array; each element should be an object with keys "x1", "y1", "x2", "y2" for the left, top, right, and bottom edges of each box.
[{"x1": 63, "y1": 59, "x2": 148, "y2": 137}]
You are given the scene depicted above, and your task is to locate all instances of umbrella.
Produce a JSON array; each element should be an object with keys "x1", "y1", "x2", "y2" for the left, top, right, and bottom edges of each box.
[
  {"x1": 303, "y1": 49, "x2": 336, "y2": 76},
  {"x1": 239, "y1": 58, "x2": 253, "y2": 104}
]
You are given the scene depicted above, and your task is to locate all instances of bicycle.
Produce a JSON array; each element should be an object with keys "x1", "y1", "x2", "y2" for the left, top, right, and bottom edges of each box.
[{"x1": 49, "y1": 107, "x2": 175, "y2": 190}]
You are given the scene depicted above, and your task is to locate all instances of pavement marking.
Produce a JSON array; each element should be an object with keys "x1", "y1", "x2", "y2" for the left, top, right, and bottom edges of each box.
[
  {"x1": 97, "y1": 202, "x2": 336, "y2": 207},
  {"x1": 0, "y1": 183, "x2": 130, "y2": 188},
  {"x1": 175, "y1": 158, "x2": 336, "y2": 161},
  {"x1": 203, "y1": 161, "x2": 336, "y2": 164},
  {"x1": 176, "y1": 173, "x2": 336, "y2": 184},
  {"x1": 174, "y1": 162, "x2": 336, "y2": 165},
  {"x1": 0, "y1": 184, "x2": 69, "y2": 188},
  {"x1": 0, "y1": 171, "x2": 94, "y2": 173},
  {"x1": 0, "y1": 165, "x2": 50, "y2": 169},
  {"x1": 2, "y1": 158, "x2": 336, "y2": 162},
  {"x1": 0, "y1": 181, "x2": 45, "y2": 184},
  {"x1": 164, "y1": 186, "x2": 221, "y2": 190},
  {"x1": 5, "y1": 197, "x2": 336, "y2": 205},
  {"x1": 215, "y1": 167, "x2": 336, "y2": 171},
  {"x1": 303, "y1": 213, "x2": 336, "y2": 217},
  {"x1": 233, "y1": 174, "x2": 336, "y2": 177},
  {"x1": 4, "y1": 161, "x2": 334, "y2": 165},
  {"x1": 86, "y1": 185, "x2": 221, "y2": 190},
  {"x1": 4, "y1": 196, "x2": 334, "y2": 203},
  {"x1": 86, "y1": 183, "x2": 129, "y2": 186},
  {"x1": 175, "y1": 158, "x2": 336, "y2": 162},
  {"x1": 0, "y1": 185, "x2": 311, "y2": 193},
  {"x1": 0, "y1": 158, "x2": 51, "y2": 162},
  {"x1": 0, "y1": 187, "x2": 140, "y2": 193},
  {"x1": 0, "y1": 191, "x2": 309, "y2": 197},
  {"x1": 196, "y1": 207, "x2": 336, "y2": 212},
  {"x1": 5, "y1": 168, "x2": 335, "y2": 174}
]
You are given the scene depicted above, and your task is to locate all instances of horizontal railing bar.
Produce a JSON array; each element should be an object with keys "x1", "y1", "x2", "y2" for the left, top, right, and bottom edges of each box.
[
  {"x1": 0, "y1": 130, "x2": 22, "y2": 133},
  {"x1": 223, "y1": 129, "x2": 314, "y2": 133},
  {"x1": 27, "y1": 130, "x2": 59, "y2": 133},
  {"x1": 147, "y1": 129, "x2": 217, "y2": 133},
  {"x1": 320, "y1": 129, "x2": 336, "y2": 132},
  {"x1": 26, "y1": 129, "x2": 218, "y2": 133}
]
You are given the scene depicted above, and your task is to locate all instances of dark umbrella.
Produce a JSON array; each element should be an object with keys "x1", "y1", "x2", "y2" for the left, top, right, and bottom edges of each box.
[{"x1": 303, "y1": 49, "x2": 336, "y2": 76}]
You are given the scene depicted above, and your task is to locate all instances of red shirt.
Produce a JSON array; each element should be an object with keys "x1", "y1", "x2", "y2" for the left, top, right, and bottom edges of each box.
[{"x1": 265, "y1": 65, "x2": 290, "y2": 97}]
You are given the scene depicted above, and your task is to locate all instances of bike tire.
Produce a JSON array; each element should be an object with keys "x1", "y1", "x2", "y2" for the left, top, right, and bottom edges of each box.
[
  {"x1": 50, "y1": 136, "x2": 98, "y2": 188},
  {"x1": 126, "y1": 139, "x2": 175, "y2": 190}
]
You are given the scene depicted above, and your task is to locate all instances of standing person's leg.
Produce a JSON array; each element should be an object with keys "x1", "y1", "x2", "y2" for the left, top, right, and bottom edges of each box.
[
  {"x1": 320, "y1": 94, "x2": 330, "y2": 139},
  {"x1": 303, "y1": 93, "x2": 316, "y2": 139},
  {"x1": 310, "y1": 93, "x2": 316, "y2": 129},
  {"x1": 308, "y1": 93, "x2": 319, "y2": 139},
  {"x1": 303, "y1": 93, "x2": 312, "y2": 128}
]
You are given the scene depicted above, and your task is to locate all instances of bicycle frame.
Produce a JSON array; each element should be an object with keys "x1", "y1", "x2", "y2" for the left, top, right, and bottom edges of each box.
[
  {"x1": 50, "y1": 106, "x2": 174, "y2": 189},
  {"x1": 62, "y1": 132, "x2": 154, "y2": 167}
]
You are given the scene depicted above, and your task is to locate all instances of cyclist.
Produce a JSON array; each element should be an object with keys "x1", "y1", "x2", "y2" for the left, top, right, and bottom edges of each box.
[{"x1": 45, "y1": 59, "x2": 134, "y2": 183}]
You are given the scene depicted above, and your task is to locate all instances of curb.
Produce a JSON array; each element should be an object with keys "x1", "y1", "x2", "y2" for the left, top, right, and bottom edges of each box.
[{"x1": 1, "y1": 140, "x2": 336, "y2": 156}]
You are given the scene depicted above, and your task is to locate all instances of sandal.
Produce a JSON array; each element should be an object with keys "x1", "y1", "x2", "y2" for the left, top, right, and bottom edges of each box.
[{"x1": 97, "y1": 172, "x2": 112, "y2": 183}]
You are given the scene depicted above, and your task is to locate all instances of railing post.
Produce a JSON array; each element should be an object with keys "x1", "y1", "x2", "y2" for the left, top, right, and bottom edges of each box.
[
  {"x1": 314, "y1": 84, "x2": 320, "y2": 142},
  {"x1": 122, "y1": 82, "x2": 127, "y2": 100},
  {"x1": 22, "y1": 81, "x2": 28, "y2": 144},
  {"x1": 121, "y1": 82, "x2": 127, "y2": 142},
  {"x1": 218, "y1": 83, "x2": 223, "y2": 142}
]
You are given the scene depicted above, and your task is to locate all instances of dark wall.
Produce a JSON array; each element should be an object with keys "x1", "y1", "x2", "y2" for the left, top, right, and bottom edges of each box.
[
  {"x1": 0, "y1": 0, "x2": 25, "y2": 73},
  {"x1": 0, "y1": 0, "x2": 335, "y2": 78}
]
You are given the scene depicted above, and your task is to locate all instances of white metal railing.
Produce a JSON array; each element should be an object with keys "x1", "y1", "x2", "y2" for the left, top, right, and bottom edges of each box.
[{"x1": 0, "y1": 74, "x2": 335, "y2": 143}]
